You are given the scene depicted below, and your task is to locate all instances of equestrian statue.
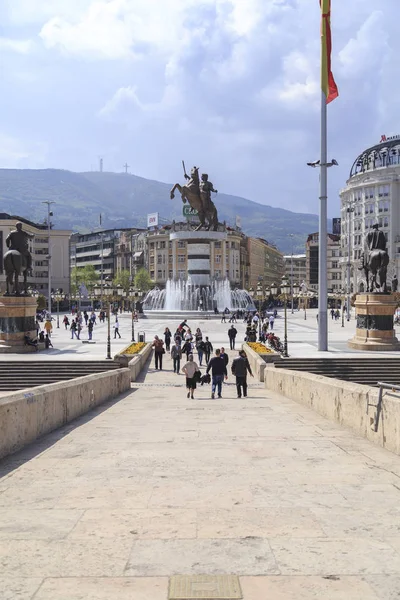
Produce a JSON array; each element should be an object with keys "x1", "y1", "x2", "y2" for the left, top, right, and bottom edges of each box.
[
  {"x1": 170, "y1": 162, "x2": 219, "y2": 231},
  {"x1": 359, "y1": 223, "x2": 389, "y2": 293},
  {"x1": 3, "y1": 222, "x2": 33, "y2": 296}
]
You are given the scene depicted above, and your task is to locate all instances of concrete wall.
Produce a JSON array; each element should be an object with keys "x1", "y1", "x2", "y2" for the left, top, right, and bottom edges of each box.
[
  {"x1": 114, "y1": 343, "x2": 153, "y2": 381},
  {"x1": 264, "y1": 367, "x2": 400, "y2": 455},
  {"x1": 0, "y1": 368, "x2": 131, "y2": 460},
  {"x1": 242, "y1": 342, "x2": 281, "y2": 382}
]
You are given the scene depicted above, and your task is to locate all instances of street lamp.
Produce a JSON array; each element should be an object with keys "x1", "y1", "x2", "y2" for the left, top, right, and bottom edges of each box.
[
  {"x1": 52, "y1": 289, "x2": 63, "y2": 328},
  {"x1": 281, "y1": 275, "x2": 291, "y2": 357},
  {"x1": 95, "y1": 283, "x2": 112, "y2": 359}
]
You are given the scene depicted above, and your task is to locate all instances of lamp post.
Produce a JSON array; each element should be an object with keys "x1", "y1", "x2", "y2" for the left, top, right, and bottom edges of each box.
[
  {"x1": 95, "y1": 283, "x2": 112, "y2": 359},
  {"x1": 129, "y1": 287, "x2": 136, "y2": 342},
  {"x1": 346, "y1": 204, "x2": 355, "y2": 321},
  {"x1": 256, "y1": 280, "x2": 263, "y2": 340},
  {"x1": 52, "y1": 289, "x2": 63, "y2": 328},
  {"x1": 280, "y1": 275, "x2": 291, "y2": 358},
  {"x1": 290, "y1": 233, "x2": 294, "y2": 314}
]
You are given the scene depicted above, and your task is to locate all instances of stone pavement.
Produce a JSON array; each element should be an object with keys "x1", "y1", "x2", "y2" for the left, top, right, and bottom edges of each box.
[{"x1": 1, "y1": 347, "x2": 400, "y2": 598}]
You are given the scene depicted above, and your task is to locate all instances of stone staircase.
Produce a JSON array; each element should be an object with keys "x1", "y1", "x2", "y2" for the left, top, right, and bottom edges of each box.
[
  {"x1": 0, "y1": 361, "x2": 121, "y2": 392},
  {"x1": 273, "y1": 358, "x2": 400, "y2": 387}
]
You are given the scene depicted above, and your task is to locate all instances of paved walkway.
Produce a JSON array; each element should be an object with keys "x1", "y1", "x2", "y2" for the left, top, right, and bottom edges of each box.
[{"x1": 1, "y1": 349, "x2": 400, "y2": 599}]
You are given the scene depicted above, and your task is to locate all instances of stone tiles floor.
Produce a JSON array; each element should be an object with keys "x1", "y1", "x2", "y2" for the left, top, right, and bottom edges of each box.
[{"x1": 1, "y1": 350, "x2": 400, "y2": 599}]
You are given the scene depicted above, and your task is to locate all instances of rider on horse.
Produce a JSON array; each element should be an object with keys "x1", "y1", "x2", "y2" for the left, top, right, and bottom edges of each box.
[
  {"x1": 200, "y1": 174, "x2": 218, "y2": 213},
  {"x1": 6, "y1": 222, "x2": 33, "y2": 274}
]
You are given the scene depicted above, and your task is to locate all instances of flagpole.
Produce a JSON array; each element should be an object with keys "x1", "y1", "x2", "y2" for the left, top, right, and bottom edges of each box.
[{"x1": 318, "y1": 90, "x2": 328, "y2": 351}]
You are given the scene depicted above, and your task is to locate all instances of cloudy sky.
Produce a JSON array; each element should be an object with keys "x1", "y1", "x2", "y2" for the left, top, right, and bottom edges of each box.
[{"x1": 0, "y1": 0, "x2": 398, "y2": 216}]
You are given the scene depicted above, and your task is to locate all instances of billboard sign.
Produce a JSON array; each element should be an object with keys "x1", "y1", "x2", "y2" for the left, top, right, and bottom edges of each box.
[
  {"x1": 183, "y1": 205, "x2": 198, "y2": 218},
  {"x1": 147, "y1": 212, "x2": 159, "y2": 228},
  {"x1": 332, "y1": 217, "x2": 341, "y2": 235}
]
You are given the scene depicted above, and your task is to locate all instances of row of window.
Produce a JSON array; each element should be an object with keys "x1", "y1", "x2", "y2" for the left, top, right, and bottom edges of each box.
[
  {"x1": 352, "y1": 185, "x2": 390, "y2": 202},
  {"x1": 150, "y1": 269, "x2": 241, "y2": 280}
]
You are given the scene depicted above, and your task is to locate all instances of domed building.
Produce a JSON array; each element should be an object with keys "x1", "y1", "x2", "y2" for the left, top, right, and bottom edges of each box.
[{"x1": 340, "y1": 135, "x2": 400, "y2": 293}]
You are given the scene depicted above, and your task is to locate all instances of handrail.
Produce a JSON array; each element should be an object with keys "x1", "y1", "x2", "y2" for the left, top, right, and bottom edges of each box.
[{"x1": 371, "y1": 382, "x2": 400, "y2": 432}]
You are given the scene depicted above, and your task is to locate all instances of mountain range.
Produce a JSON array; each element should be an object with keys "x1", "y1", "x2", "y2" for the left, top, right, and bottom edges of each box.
[{"x1": 0, "y1": 168, "x2": 326, "y2": 254}]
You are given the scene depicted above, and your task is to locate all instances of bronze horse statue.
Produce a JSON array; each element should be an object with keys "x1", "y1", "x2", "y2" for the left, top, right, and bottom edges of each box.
[
  {"x1": 3, "y1": 250, "x2": 30, "y2": 296},
  {"x1": 359, "y1": 250, "x2": 389, "y2": 293},
  {"x1": 170, "y1": 166, "x2": 218, "y2": 231}
]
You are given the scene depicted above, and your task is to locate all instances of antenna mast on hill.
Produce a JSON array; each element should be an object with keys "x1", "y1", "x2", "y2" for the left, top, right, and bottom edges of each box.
[{"x1": 123, "y1": 162, "x2": 130, "y2": 174}]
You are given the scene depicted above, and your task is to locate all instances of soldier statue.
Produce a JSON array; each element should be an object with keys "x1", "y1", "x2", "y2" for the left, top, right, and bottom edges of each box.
[
  {"x1": 3, "y1": 222, "x2": 34, "y2": 295},
  {"x1": 170, "y1": 162, "x2": 219, "y2": 231},
  {"x1": 359, "y1": 223, "x2": 389, "y2": 293}
]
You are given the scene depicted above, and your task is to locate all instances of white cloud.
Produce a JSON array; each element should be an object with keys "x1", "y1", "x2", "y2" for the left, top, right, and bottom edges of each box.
[
  {"x1": 0, "y1": 133, "x2": 47, "y2": 168},
  {"x1": 0, "y1": 37, "x2": 33, "y2": 54},
  {"x1": 339, "y1": 11, "x2": 388, "y2": 77}
]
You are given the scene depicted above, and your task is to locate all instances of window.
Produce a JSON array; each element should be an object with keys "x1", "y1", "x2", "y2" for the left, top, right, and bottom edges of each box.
[
  {"x1": 178, "y1": 270, "x2": 185, "y2": 279},
  {"x1": 178, "y1": 255, "x2": 185, "y2": 263},
  {"x1": 150, "y1": 271, "x2": 155, "y2": 278},
  {"x1": 214, "y1": 242, "x2": 221, "y2": 249},
  {"x1": 160, "y1": 241, "x2": 166, "y2": 249},
  {"x1": 331, "y1": 261, "x2": 338, "y2": 269},
  {"x1": 178, "y1": 241, "x2": 185, "y2": 249},
  {"x1": 331, "y1": 273, "x2": 340, "y2": 280},
  {"x1": 215, "y1": 255, "x2": 221, "y2": 264},
  {"x1": 157, "y1": 270, "x2": 162, "y2": 278},
  {"x1": 157, "y1": 255, "x2": 162, "y2": 264},
  {"x1": 215, "y1": 270, "x2": 221, "y2": 277},
  {"x1": 169, "y1": 270, "x2": 173, "y2": 278},
  {"x1": 150, "y1": 242, "x2": 154, "y2": 249},
  {"x1": 384, "y1": 201, "x2": 389, "y2": 212},
  {"x1": 169, "y1": 255, "x2": 173, "y2": 263},
  {"x1": 384, "y1": 216, "x2": 389, "y2": 228},
  {"x1": 150, "y1": 257, "x2": 154, "y2": 265},
  {"x1": 169, "y1": 241, "x2": 172, "y2": 249}
]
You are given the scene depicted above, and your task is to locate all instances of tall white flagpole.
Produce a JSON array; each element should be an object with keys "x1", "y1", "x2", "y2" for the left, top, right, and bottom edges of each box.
[{"x1": 318, "y1": 91, "x2": 328, "y2": 351}]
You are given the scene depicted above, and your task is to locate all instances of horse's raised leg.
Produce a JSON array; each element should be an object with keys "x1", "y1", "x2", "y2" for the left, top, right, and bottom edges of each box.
[{"x1": 170, "y1": 183, "x2": 183, "y2": 200}]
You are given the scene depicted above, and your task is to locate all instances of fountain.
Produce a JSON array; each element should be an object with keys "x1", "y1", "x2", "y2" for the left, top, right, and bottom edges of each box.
[{"x1": 143, "y1": 278, "x2": 255, "y2": 315}]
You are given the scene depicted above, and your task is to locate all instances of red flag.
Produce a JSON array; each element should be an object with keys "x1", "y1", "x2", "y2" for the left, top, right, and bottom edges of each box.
[{"x1": 320, "y1": 0, "x2": 338, "y2": 104}]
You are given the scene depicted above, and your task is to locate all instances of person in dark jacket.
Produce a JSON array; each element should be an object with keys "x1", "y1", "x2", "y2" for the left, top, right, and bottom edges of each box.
[
  {"x1": 231, "y1": 350, "x2": 253, "y2": 398},
  {"x1": 206, "y1": 349, "x2": 228, "y2": 399},
  {"x1": 164, "y1": 327, "x2": 172, "y2": 351},
  {"x1": 170, "y1": 342, "x2": 182, "y2": 374},
  {"x1": 204, "y1": 337, "x2": 213, "y2": 364},
  {"x1": 220, "y1": 347, "x2": 229, "y2": 369},
  {"x1": 182, "y1": 339, "x2": 192, "y2": 361},
  {"x1": 228, "y1": 325, "x2": 238, "y2": 350}
]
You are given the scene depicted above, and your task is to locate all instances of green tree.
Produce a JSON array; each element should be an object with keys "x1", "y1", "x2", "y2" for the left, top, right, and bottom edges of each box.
[
  {"x1": 37, "y1": 294, "x2": 47, "y2": 310},
  {"x1": 113, "y1": 269, "x2": 131, "y2": 294},
  {"x1": 134, "y1": 268, "x2": 153, "y2": 292},
  {"x1": 71, "y1": 265, "x2": 98, "y2": 295}
]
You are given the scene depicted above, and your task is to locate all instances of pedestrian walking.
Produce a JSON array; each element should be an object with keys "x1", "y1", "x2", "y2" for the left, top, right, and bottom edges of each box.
[
  {"x1": 164, "y1": 327, "x2": 172, "y2": 351},
  {"x1": 35, "y1": 318, "x2": 41, "y2": 337},
  {"x1": 88, "y1": 320, "x2": 94, "y2": 340},
  {"x1": 63, "y1": 315, "x2": 69, "y2": 330},
  {"x1": 204, "y1": 336, "x2": 213, "y2": 364},
  {"x1": 228, "y1": 324, "x2": 238, "y2": 350},
  {"x1": 196, "y1": 339, "x2": 206, "y2": 366},
  {"x1": 44, "y1": 319, "x2": 52, "y2": 337},
  {"x1": 182, "y1": 354, "x2": 200, "y2": 399},
  {"x1": 152, "y1": 335, "x2": 165, "y2": 370},
  {"x1": 174, "y1": 329, "x2": 182, "y2": 347},
  {"x1": 195, "y1": 327, "x2": 203, "y2": 344},
  {"x1": 90, "y1": 311, "x2": 96, "y2": 325},
  {"x1": 269, "y1": 315, "x2": 275, "y2": 331},
  {"x1": 206, "y1": 349, "x2": 228, "y2": 399},
  {"x1": 70, "y1": 319, "x2": 77, "y2": 339},
  {"x1": 83, "y1": 311, "x2": 89, "y2": 326},
  {"x1": 44, "y1": 333, "x2": 53, "y2": 349},
  {"x1": 113, "y1": 318, "x2": 121, "y2": 339},
  {"x1": 220, "y1": 347, "x2": 229, "y2": 370},
  {"x1": 77, "y1": 320, "x2": 82, "y2": 340},
  {"x1": 182, "y1": 339, "x2": 192, "y2": 361},
  {"x1": 221, "y1": 312, "x2": 226, "y2": 323},
  {"x1": 170, "y1": 342, "x2": 182, "y2": 374},
  {"x1": 231, "y1": 350, "x2": 253, "y2": 398}
]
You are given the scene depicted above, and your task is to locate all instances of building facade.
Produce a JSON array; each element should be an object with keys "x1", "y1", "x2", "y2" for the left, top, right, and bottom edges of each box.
[
  {"x1": 146, "y1": 222, "x2": 244, "y2": 287},
  {"x1": 246, "y1": 237, "x2": 285, "y2": 291},
  {"x1": 0, "y1": 214, "x2": 71, "y2": 295},
  {"x1": 340, "y1": 135, "x2": 400, "y2": 292},
  {"x1": 305, "y1": 232, "x2": 342, "y2": 293},
  {"x1": 284, "y1": 254, "x2": 307, "y2": 286}
]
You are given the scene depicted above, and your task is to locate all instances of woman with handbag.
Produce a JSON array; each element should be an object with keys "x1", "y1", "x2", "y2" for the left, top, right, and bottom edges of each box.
[
  {"x1": 182, "y1": 354, "x2": 200, "y2": 399},
  {"x1": 152, "y1": 335, "x2": 165, "y2": 370}
]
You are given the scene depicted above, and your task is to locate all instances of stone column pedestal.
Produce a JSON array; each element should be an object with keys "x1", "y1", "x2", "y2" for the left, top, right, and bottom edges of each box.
[
  {"x1": 0, "y1": 296, "x2": 38, "y2": 353},
  {"x1": 348, "y1": 293, "x2": 400, "y2": 351}
]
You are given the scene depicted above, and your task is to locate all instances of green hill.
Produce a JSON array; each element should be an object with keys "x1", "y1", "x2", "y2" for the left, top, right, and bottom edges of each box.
[{"x1": 0, "y1": 168, "x2": 323, "y2": 254}]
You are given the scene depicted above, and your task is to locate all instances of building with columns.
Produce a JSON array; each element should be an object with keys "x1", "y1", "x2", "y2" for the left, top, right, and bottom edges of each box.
[{"x1": 340, "y1": 135, "x2": 400, "y2": 293}]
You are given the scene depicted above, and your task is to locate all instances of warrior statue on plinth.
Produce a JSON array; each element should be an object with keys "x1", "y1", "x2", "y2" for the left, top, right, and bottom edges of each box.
[
  {"x1": 359, "y1": 223, "x2": 389, "y2": 293},
  {"x1": 170, "y1": 162, "x2": 219, "y2": 231},
  {"x1": 3, "y1": 222, "x2": 33, "y2": 295}
]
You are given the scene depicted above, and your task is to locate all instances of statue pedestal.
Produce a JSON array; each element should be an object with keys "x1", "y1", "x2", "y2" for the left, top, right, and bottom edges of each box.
[
  {"x1": 0, "y1": 296, "x2": 38, "y2": 353},
  {"x1": 348, "y1": 293, "x2": 400, "y2": 351}
]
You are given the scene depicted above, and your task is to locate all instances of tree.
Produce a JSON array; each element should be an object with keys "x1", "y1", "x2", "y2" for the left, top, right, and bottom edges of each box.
[
  {"x1": 37, "y1": 294, "x2": 47, "y2": 310},
  {"x1": 134, "y1": 268, "x2": 153, "y2": 292},
  {"x1": 113, "y1": 269, "x2": 131, "y2": 294},
  {"x1": 71, "y1": 265, "x2": 98, "y2": 295}
]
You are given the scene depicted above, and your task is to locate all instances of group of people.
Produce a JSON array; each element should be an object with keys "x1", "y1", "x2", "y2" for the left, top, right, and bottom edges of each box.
[
  {"x1": 244, "y1": 311, "x2": 276, "y2": 343},
  {"x1": 62, "y1": 310, "x2": 122, "y2": 341},
  {"x1": 151, "y1": 319, "x2": 253, "y2": 400}
]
